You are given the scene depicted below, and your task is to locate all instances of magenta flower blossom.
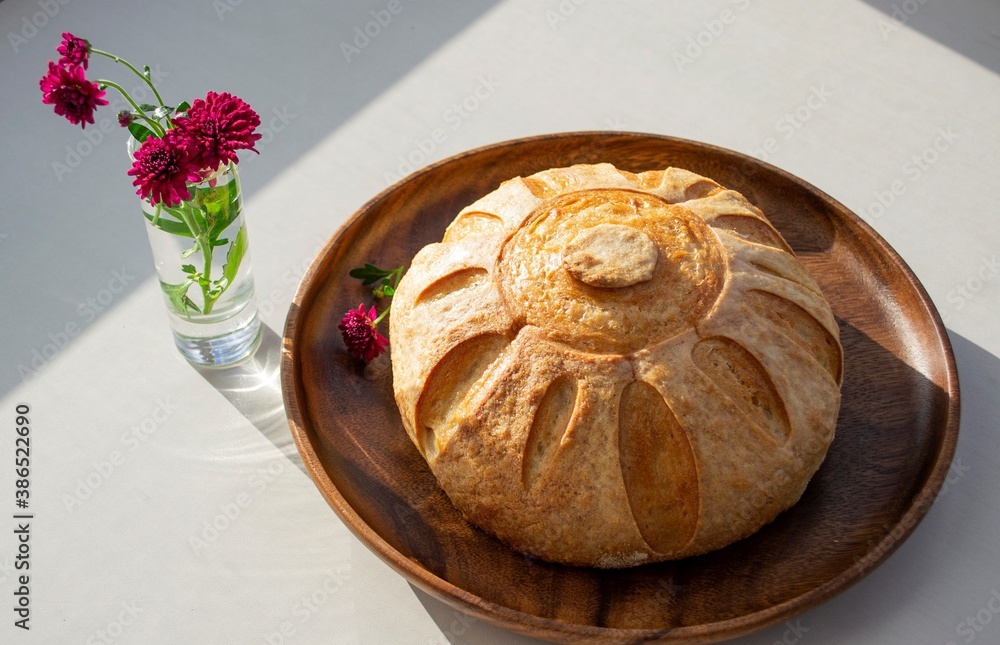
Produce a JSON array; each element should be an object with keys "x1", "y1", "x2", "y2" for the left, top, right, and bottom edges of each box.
[
  {"x1": 127, "y1": 131, "x2": 201, "y2": 207},
  {"x1": 39, "y1": 62, "x2": 108, "y2": 128},
  {"x1": 57, "y1": 32, "x2": 91, "y2": 69},
  {"x1": 339, "y1": 304, "x2": 389, "y2": 362},
  {"x1": 117, "y1": 110, "x2": 133, "y2": 127},
  {"x1": 171, "y1": 91, "x2": 262, "y2": 170}
]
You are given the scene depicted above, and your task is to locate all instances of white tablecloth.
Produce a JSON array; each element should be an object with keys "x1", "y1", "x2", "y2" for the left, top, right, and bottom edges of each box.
[{"x1": 2, "y1": 0, "x2": 999, "y2": 642}]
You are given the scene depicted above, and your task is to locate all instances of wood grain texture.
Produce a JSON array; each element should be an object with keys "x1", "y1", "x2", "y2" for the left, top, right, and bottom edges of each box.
[{"x1": 280, "y1": 133, "x2": 960, "y2": 644}]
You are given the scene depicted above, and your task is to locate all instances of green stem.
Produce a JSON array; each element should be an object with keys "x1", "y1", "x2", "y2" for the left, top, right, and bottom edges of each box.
[
  {"x1": 96, "y1": 79, "x2": 165, "y2": 137},
  {"x1": 374, "y1": 304, "x2": 391, "y2": 325},
  {"x1": 200, "y1": 241, "x2": 215, "y2": 315},
  {"x1": 91, "y1": 49, "x2": 166, "y2": 107},
  {"x1": 174, "y1": 204, "x2": 216, "y2": 314}
]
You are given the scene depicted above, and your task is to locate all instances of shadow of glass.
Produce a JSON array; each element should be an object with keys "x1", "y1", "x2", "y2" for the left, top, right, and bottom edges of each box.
[
  {"x1": 192, "y1": 323, "x2": 306, "y2": 476},
  {"x1": 860, "y1": 0, "x2": 1000, "y2": 75}
]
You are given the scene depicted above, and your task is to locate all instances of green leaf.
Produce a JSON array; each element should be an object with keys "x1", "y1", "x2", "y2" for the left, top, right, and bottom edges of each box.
[
  {"x1": 382, "y1": 285, "x2": 395, "y2": 297},
  {"x1": 151, "y1": 106, "x2": 173, "y2": 120},
  {"x1": 138, "y1": 103, "x2": 158, "y2": 112},
  {"x1": 182, "y1": 295, "x2": 201, "y2": 314},
  {"x1": 175, "y1": 101, "x2": 191, "y2": 116},
  {"x1": 206, "y1": 215, "x2": 232, "y2": 242},
  {"x1": 128, "y1": 122, "x2": 154, "y2": 143},
  {"x1": 185, "y1": 203, "x2": 208, "y2": 235},
  {"x1": 160, "y1": 206, "x2": 187, "y2": 221},
  {"x1": 161, "y1": 280, "x2": 200, "y2": 318},
  {"x1": 349, "y1": 263, "x2": 395, "y2": 286},
  {"x1": 144, "y1": 211, "x2": 193, "y2": 238},
  {"x1": 207, "y1": 176, "x2": 241, "y2": 242},
  {"x1": 221, "y1": 227, "x2": 248, "y2": 289},
  {"x1": 143, "y1": 65, "x2": 151, "y2": 79},
  {"x1": 180, "y1": 264, "x2": 196, "y2": 274}
]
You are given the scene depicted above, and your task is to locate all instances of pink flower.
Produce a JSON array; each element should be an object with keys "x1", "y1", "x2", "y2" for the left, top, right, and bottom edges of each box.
[
  {"x1": 57, "y1": 32, "x2": 90, "y2": 69},
  {"x1": 127, "y1": 131, "x2": 201, "y2": 207},
  {"x1": 39, "y1": 62, "x2": 108, "y2": 128},
  {"x1": 171, "y1": 91, "x2": 262, "y2": 170},
  {"x1": 338, "y1": 304, "x2": 389, "y2": 362},
  {"x1": 117, "y1": 110, "x2": 132, "y2": 127}
]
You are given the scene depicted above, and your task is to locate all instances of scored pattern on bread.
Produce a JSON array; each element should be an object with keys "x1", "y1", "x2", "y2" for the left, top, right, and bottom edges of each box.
[
  {"x1": 415, "y1": 333, "x2": 510, "y2": 460},
  {"x1": 414, "y1": 267, "x2": 489, "y2": 306},
  {"x1": 690, "y1": 338, "x2": 791, "y2": 443},
  {"x1": 442, "y1": 212, "x2": 504, "y2": 243},
  {"x1": 618, "y1": 380, "x2": 700, "y2": 553},
  {"x1": 522, "y1": 375, "x2": 578, "y2": 491},
  {"x1": 390, "y1": 163, "x2": 843, "y2": 567},
  {"x1": 743, "y1": 290, "x2": 842, "y2": 382},
  {"x1": 713, "y1": 215, "x2": 794, "y2": 253}
]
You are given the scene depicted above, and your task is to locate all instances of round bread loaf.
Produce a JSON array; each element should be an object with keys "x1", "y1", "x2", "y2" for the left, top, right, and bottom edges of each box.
[{"x1": 389, "y1": 163, "x2": 843, "y2": 567}]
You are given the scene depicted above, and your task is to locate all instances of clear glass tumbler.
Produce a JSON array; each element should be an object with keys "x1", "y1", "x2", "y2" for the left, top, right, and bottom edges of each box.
[{"x1": 139, "y1": 160, "x2": 261, "y2": 367}]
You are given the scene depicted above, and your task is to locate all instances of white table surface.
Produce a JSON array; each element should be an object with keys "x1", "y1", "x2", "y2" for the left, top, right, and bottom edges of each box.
[{"x1": 2, "y1": 0, "x2": 999, "y2": 643}]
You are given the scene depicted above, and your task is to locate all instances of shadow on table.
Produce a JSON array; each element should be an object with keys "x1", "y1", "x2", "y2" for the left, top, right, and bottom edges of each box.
[
  {"x1": 193, "y1": 323, "x2": 307, "y2": 477},
  {"x1": 1, "y1": 0, "x2": 503, "y2": 401},
  {"x1": 776, "y1": 329, "x2": 999, "y2": 645},
  {"x1": 859, "y1": 0, "x2": 1000, "y2": 75},
  {"x1": 412, "y1": 586, "x2": 545, "y2": 645}
]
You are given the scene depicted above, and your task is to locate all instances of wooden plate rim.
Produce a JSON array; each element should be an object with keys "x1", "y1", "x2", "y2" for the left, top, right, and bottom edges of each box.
[{"x1": 280, "y1": 131, "x2": 961, "y2": 644}]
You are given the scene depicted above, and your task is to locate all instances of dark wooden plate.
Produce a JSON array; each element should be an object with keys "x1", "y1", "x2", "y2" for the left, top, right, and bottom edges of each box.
[{"x1": 281, "y1": 133, "x2": 960, "y2": 644}]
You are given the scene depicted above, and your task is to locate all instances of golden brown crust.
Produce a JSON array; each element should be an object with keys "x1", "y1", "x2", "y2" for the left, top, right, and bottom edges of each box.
[{"x1": 390, "y1": 163, "x2": 843, "y2": 567}]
